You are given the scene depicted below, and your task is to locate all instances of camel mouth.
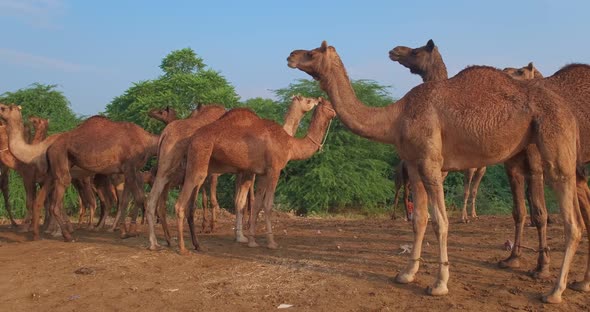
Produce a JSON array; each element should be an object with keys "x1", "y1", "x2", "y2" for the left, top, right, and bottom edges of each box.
[
  {"x1": 389, "y1": 50, "x2": 401, "y2": 61},
  {"x1": 287, "y1": 58, "x2": 297, "y2": 69}
]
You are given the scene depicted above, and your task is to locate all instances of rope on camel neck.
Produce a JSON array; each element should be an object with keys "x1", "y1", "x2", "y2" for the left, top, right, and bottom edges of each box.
[{"x1": 307, "y1": 119, "x2": 332, "y2": 152}]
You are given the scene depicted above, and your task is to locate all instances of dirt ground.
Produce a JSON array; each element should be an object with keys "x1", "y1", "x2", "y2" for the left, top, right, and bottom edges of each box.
[{"x1": 0, "y1": 212, "x2": 588, "y2": 312}]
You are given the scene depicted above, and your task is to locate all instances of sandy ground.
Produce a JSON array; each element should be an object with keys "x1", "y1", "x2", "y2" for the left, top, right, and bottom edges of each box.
[{"x1": 0, "y1": 212, "x2": 588, "y2": 312}]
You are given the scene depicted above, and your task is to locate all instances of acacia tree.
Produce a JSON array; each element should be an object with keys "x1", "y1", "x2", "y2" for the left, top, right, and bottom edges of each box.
[{"x1": 105, "y1": 48, "x2": 240, "y2": 133}]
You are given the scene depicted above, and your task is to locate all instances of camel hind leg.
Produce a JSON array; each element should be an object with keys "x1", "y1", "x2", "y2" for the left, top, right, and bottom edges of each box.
[
  {"x1": 535, "y1": 115, "x2": 582, "y2": 304},
  {"x1": 234, "y1": 173, "x2": 255, "y2": 243},
  {"x1": 145, "y1": 171, "x2": 171, "y2": 250},
  {"x1": 568, "y1": 179, "x2": 590, "y2": 292}
]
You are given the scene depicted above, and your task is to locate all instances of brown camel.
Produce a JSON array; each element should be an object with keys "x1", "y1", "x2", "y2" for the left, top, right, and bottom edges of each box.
[
  {"x1": 0, "y1": 117, "x2": 41, "y2": 227},
  {"x1": 145, "y1": 96, "x2": 321, "y2": 250},
  {"x1": 172, "y1": 98, "x2": 335, "y2": 254},
  {"x1": 503, "y1": 62, "x2": 544, "y2": 80},
  {"x1": 389, "y1": 39, "x2": 487, "y2": 223},
  {"x1": 501, "y1": 62, "x2": 590, "y2": 292},
  {"x1": 0, "y1": 105, "x2": 159, "y2": 241},
  {"x1": 148, "y1": 106, "x2": 222, "y2": 233},
  {"x1": 288, "y1": 41, "x2": 583, "y2": 303}
]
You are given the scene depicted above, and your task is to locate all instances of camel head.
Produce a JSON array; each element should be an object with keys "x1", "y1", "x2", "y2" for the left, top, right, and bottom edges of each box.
[
  {"x1": 148, "y1": 106, "x2": 177, "y2": 123},
  {"x1": 287, "y1": 41, "x2": 339, "y2": 80},
  {"x1": 389, "y1": 39, "x2": 438, "y2": 75},
  {"x1": 291, "y1": 95, "x2": 321, "y2": 114},
  {"x1": 0, "y1": 103, "x2": 23, "y2": 124},
  {"x1": 28, "y1": 116, "x2": 49, "y2": 130},
  {"x1": 503, "y1": 62, "x2": 543, "y2": 81},
  {"x1": 316, "y1": 97, "x2": 337, "y2": 120}
]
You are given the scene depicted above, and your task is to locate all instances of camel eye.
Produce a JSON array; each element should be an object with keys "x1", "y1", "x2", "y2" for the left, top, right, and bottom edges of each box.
[{"x1": 411, "y1": 50, "x2": 418, "y2": 56}]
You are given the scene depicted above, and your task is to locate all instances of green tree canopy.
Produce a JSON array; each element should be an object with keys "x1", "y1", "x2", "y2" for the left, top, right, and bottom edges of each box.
[
  {"x1": 105, "y1": 47, "x2": 240, "y2": 133},
  {"x1": 0, "y1": 83, "x2": 80, "y2": 133}
]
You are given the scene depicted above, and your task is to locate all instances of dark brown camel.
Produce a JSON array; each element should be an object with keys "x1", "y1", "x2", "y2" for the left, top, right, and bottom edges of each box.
[
  {"x1": 288, "y1": 41, "x2": 583, "y2": 303},
  {"x1": 172, "y1": 98, "x2": 335, "y2": 254},
  {"x1": 389, "y1": 39, "x2": 487, "y2": 223},
  {"x1": 501, "y1": 62, "x2": 590, "y2": 292}
]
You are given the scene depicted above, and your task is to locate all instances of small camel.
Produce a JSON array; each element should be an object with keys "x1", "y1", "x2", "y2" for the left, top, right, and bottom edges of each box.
[
  {"x1": 391, "y1": 160, "x2": 410, "y2": 220},
  {"x1": 172, "y1": 98, "x2": 335, "y2": 254},
  {"x1": 389, "y1": 39, "x2": 486, "y2": 223},
  {"x1": 288, "y1": 41, "x2": 583, "y2": 303},
  {"x1": 501, "y1": 62, "x2": 590, "y2": 291},
  {"x1": 148, "y1": 105, "x2": 223, "y2": 233}
]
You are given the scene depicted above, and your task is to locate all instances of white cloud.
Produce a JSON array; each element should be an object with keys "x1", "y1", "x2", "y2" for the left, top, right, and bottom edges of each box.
[
  {"x1": 0, "y1": 0, "x2": 66, "y2": 28},
  {"x1": 0, "y1": 47, "x2": 106, "y2": 73}
]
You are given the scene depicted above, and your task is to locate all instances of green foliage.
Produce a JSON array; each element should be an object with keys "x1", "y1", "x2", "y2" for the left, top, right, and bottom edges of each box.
[
  {"x1": 105, "y1": 47, "x2": 240, "y2": 134},
  {"x1": 0, "y1": 83, "x2": 79, "y2": 134},
  {"x1": 0, "y1": 83, "x2": 81, "y2": 218}
]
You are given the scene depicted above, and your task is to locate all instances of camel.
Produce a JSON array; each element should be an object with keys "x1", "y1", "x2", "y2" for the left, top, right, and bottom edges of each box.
[
  {"x1": 171, "y1": 97, "x2": 335, "y2": 254},
  {"x1": 0, "y1": 105, "x2": 159, "y2": 241},
  {"x1": 148, "y1": 105, "x2": 222, "y2": 233},
  {"x1": 389, "y1": 39, "x2": 487, "y2": 223},
  {"x1": 145, "y1": 96, "x2": 321, "y2": 250},
  {"x1": 503, "y1": 62, "x2": 544, "y2": 80},
  {"x1": 288, "y1": 41, "x2": 584, "y2": 303},
  {"x1": 501, "y1": 62, "x2": 590, "y2": 292}
]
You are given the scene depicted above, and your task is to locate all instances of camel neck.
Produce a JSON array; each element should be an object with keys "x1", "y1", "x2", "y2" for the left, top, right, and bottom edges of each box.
[
  {"x1": 420, "y1": 52, "x2": 448, "y2": 82},
  {"x1": 289, "y1": 107, "x2": 333, "y2": 161},
  {"x1": 282, "y1": 105, "x2": 309, "y2": 136},
  {"x1": 32, "y1": 125, "x2": 48, "y2": 144},
  {"x1": 318, "y1": 58, "x2": 401, "y2": 145}
]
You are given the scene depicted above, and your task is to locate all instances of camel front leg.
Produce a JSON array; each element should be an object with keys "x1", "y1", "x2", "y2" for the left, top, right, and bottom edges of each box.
[
  {"x1": 247, "y1": 175, "x2": 268, "y2": 248},
  {"x1": 461, "y1": 169, "x2": 475, "y2": 223},
  {"x1": 499, "y1": 155, "x2": 527, "y2": 269},
  {"x1": 395, "y1": 165, "x2": 428, "y2": 285},
  {"x1": 234, "y1": 173, "x2": 254, "y2": 243},
  {"x1": 208, "y1": 174, "x2": 220, "y2": 233},
  {"x1": 0, "y1": 169, "x2": 16, "y2": 227},
  {"x1": 469, "y1": 167, "x2": 486, "y2": 219},
  {"x1": 261, "y1": 172, "x2": 280, "y2": 249}
]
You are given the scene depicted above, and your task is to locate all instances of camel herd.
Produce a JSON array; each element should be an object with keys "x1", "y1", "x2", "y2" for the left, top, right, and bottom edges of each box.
[{"x1": 0, "y1": 39, "x2": 589, "y2": 304}]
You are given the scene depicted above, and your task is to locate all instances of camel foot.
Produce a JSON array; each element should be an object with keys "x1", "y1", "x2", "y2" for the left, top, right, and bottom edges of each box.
[
  {"x1": 16, "y1": 224, "x2": 30, "y2": 233},
  {"x1": 267, "y1": 242, "x2": 279, "y2": 249},
  {"x1": 541, "y1": 292, "x2": 562, "y2": 304},
  {"x1": 236, "y1": 235, "x2": 249, "y2": 243},
  {"x1": 394, "y1": 272, "x2": 416, "y2": 284},
  {"x1": 120, "y1": 232, "x2": 139, "y2": 239},
  {"x1": 32, "y1": 234, "x2": 40, "y2": 241},
  {"x1": 147, "y1": 242, "x2": 163, "y2": 251},
  {"x1": 461, "y1": 218, "x2": 470, "y2": 224},
  {"x1": 498, "y1": 256, "x2": 520, "y2": 269},
  {"x1": 569, "y1": 280, "x2": 590, "y2": 292},
  {"x1": 178, "y1": 248, "x2": 190, "y2": 256},
  {"x1": 247, "y1": 239, "x2": 260, "y2": 248},
  {"x1": 529, "y1": 268, "x2": 551, "y2": 280},
  {"x1": 195, "y1": 245, "x2": 207, "y2": 252},
  {"x1": 426, "y1": 282, "x2": 449, "y2": 296},
  {"x1": 51, "y1": 230, "x2": 62, "y2": 237},
  {"x1": 63, "y1": 235, "x2": 75, "y2": 242}
]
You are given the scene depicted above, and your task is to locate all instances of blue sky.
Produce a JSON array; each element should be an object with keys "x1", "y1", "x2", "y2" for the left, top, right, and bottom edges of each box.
[{"x1": 1, "y1": 0, "x2": 589, "y2": 116}]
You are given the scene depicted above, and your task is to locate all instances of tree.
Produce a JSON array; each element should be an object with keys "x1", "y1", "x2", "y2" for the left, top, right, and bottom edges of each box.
[
  {"x1": 0, "y1": 83, "x2": 79, "y2": 133},
  {"x1": 105, "y1": 48, "x2": 240, "y2": 133}
]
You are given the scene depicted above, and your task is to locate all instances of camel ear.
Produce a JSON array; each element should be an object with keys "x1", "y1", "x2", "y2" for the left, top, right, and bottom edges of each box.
[
  {"x1": 320, "y1": 41, "x2": 328, "y2": 52},
  {"x1": 165, "y1": 106, "x2": 170, "y2": 113},
  {"x1": 17, "y1": 105, "x2": 22, "y2": 111},
  {"x1": 197, "y1": 103, "x2": 202, "y2": 110},
  {"x1": 426, "y1": 39, "x2": 435, "y2": 52},
  {"x1": 527, "y1": 62, "x2": 534, "y2": 71}
]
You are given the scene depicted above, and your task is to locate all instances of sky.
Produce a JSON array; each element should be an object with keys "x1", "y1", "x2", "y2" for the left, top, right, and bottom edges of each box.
[{"x1": 1, "y1": 0, "x2": 589, "y2": 116}]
